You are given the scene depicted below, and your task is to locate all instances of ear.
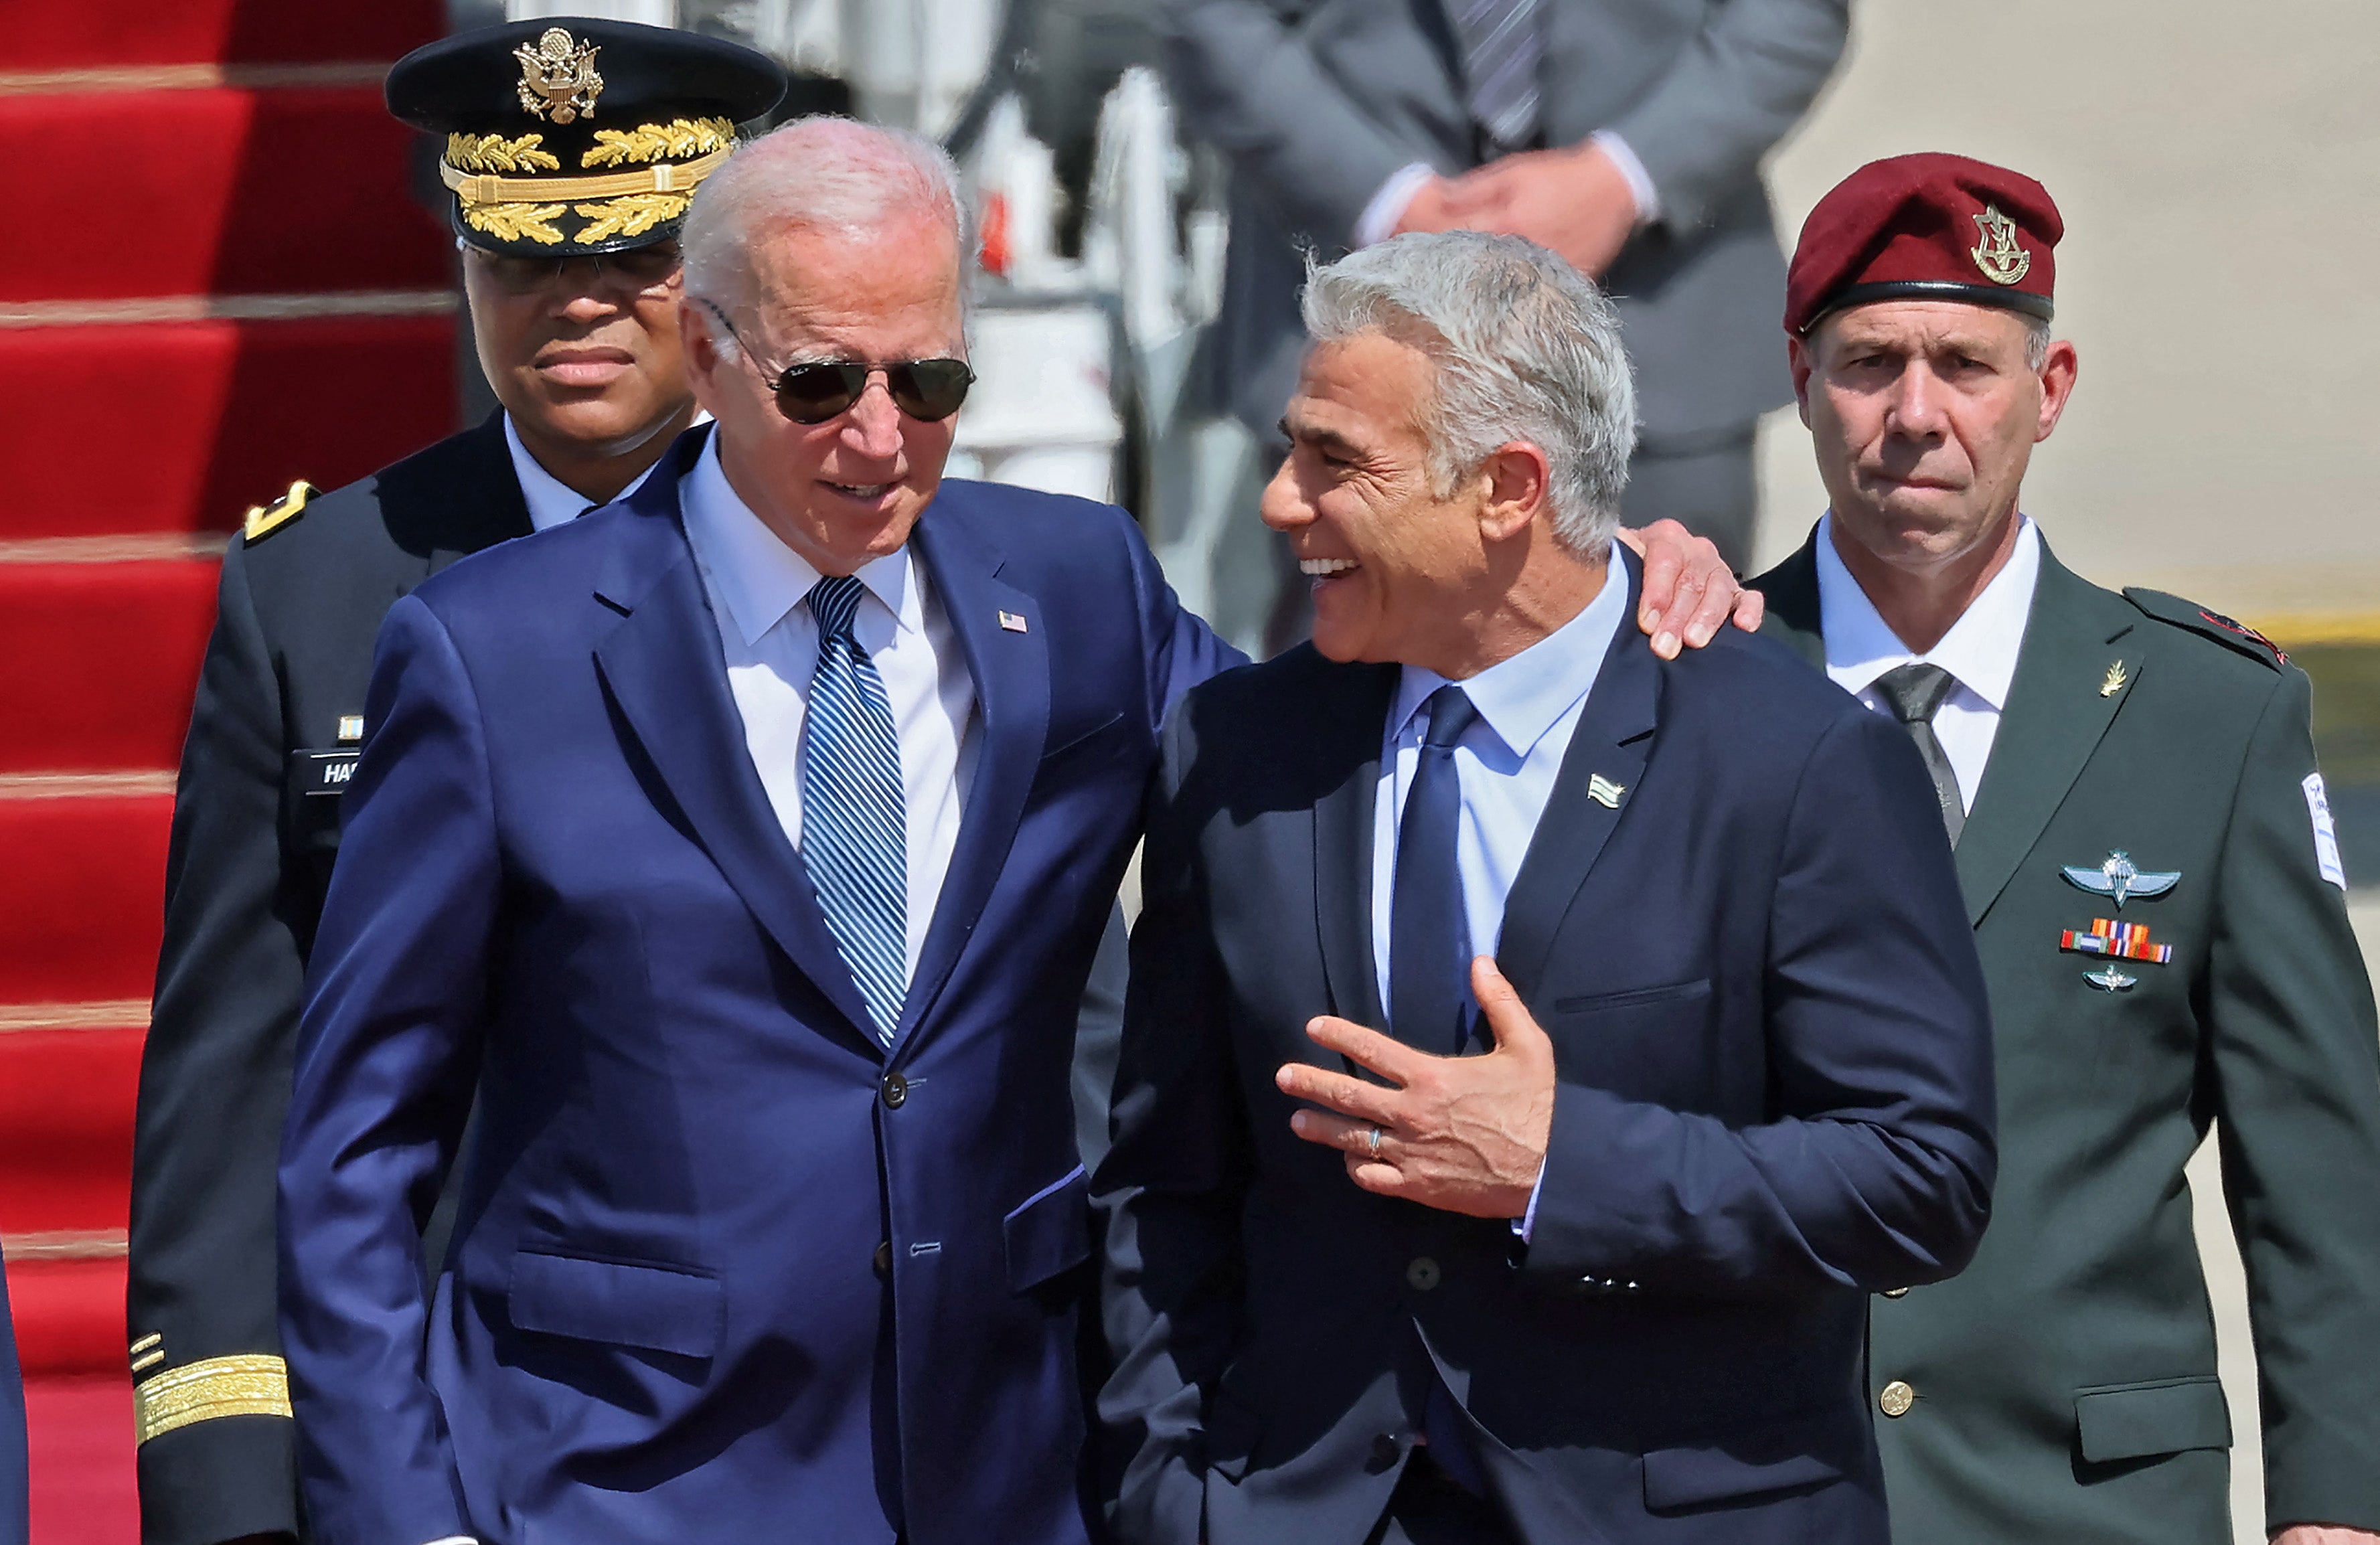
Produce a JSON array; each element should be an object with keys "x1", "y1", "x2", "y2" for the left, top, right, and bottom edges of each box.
[
  {"x1": 679, "y1": 301, "x2": 732, "y2": 419},
  {"x1": 1787, "y1": 331, "x2": 1816, "y2": 429},
  {"x1": 2033, "y1": 338, "x2": 2079, "y2": 444},
  {"x1": 1478, "y1": 440, "x2": 1551, "y2": 544}
]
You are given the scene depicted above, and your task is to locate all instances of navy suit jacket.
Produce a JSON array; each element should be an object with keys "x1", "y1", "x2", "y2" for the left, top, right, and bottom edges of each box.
[
  {"x1": 1097, "y1": 554, "x2": 1997, "y2": 1545},
  {"x1": 278, "y1": 427, "x2": 1238, "y2": 1545},
  {"x1": 0, "y1": 1254, "x2": 25, "y2": 1545}
]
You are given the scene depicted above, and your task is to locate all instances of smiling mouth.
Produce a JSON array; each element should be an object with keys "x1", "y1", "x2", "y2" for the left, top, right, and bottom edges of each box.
[
  {"x1": 1300, "y1": 557, "x2": 1358, "y2": 578},
  {"x1": 825, "y1": 481, "x2": 895, "y2": 500}
]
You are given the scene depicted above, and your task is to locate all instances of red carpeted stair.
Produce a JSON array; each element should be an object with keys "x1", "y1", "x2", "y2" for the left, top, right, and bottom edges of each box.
[{"x1": 0, "y1": 4, "x2": 450, "y2": 1538}]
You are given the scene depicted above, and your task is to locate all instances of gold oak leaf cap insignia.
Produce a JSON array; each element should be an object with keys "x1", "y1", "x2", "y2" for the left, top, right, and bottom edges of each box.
[
  {"x1": 242, "y1": 480, "x2": 319, "y2": 544},
  {"x1": 385, "y1": 19, "x2": 787, "y2": 257}
]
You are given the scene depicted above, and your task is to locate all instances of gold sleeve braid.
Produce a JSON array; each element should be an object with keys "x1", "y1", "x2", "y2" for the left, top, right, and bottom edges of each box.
[{"x1": 133, "y1": 1354, "x2": 293, "y2": 1445}]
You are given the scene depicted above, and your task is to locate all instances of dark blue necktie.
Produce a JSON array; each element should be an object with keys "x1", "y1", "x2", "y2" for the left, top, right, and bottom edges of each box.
[
  {"x1": 1393, "y1": 692, "x2": 1496, "y2": 1493},
  {"x1": 1391, "y1": 685, "x2": 1478, "y2": 1055},
  {"x1": 800, "y1": 575, "x2": 908, "y2": 1045}
]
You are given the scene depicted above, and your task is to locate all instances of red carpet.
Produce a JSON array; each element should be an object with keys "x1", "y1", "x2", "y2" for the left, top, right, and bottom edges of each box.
[
  {"x1": 3, "y1": 87, "x2": 448, "y2": 303},
  {"x1": 0, "y1": 564, "x2": 218, "y2": 773},
  {"x1": 1, "y1": 4, "x2": 451, "y2": 1538},
  {"x1": 0, "y1": 313, "x2": 457, "y2": 541},
  {"x1": 9, "y1": 0, "x2": 438, "y2": 71}
]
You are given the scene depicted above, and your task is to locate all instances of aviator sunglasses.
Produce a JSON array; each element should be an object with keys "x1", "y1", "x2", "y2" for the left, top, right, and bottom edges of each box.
[{"x1": 698, "y1": 300, "x2": 975, "y2": 424}]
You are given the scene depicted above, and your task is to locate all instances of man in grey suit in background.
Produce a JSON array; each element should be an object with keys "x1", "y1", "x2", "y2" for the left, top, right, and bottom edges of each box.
[{"x1": 1157, "y1": 0, "x2": 1848, "y2": 575}]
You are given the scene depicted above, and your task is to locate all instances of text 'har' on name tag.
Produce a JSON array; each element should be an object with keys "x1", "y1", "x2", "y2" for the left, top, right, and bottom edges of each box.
[{"x1": 294, "y1": 750, "x2": 362, "y2": 797}]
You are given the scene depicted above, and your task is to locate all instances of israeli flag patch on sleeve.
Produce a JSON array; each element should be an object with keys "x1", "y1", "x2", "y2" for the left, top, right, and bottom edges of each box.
[{"x1": 2304, "y1": 772, "x2": 2348, "y2": 890}]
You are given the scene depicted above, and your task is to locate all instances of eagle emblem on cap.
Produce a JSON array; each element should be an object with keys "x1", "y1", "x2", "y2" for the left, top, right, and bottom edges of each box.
[
  {"x1": 515, "y1": 27, "x2": 603, "y2": 124},
  {"x1": 1970, "y1": 204, "x2": 2031, "y2": 287}
]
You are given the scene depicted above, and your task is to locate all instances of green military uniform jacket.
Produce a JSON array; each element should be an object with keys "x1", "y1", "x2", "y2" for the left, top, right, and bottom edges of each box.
[{"x1": 1755, "y1": 526, "x2": 2380, "y2": 1542}]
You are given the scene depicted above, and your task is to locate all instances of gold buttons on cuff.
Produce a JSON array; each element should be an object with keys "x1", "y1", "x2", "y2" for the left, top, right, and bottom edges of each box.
[
  {"x1": 1405, "y1": 1256, "x2": 1441, "y2": 1291},
  {"x1": 1879, "y1": 1380, "x2": 1915, "y2": 1418}
]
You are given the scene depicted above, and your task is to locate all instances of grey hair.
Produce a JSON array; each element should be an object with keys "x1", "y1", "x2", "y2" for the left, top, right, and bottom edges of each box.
[
  {"x1": 1301, "y1": 230, "x2": 1636, "y2": 559},
  {"x1": 2023, "y1": 315, "x2": 2053, "y2": 371},
  {"x1": 682, "y1": 115, "x2": 968, "y2": 341}
]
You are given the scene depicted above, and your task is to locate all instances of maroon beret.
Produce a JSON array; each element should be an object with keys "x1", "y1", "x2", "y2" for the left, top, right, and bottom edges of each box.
[{"x1": 1785, "y1": 153, "x2": 2061, "y2": 335}]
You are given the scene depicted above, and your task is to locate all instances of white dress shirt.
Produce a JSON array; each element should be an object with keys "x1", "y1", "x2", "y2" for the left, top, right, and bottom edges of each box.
[
  {"x1": 1814, "y1": 511, "x2": 2043, "y2": 813},
  {"x1": 678, "y1": 432, "x2": 978, "y2": 975},
  {"x1": 503, "y1": 412, "x2": 691, "y2": 532},
  {"x1": 1354, "y1": 131, "x2": 1662, "y2": 249},
  {"x1": 1368, "y1": 567, "x2": 1630, "y2": 1018}
]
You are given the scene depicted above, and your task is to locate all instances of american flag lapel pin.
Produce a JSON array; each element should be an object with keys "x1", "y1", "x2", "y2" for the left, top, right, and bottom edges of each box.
[{"x1": 998, "y1": 610, "x2": 1029, "y2": 634}]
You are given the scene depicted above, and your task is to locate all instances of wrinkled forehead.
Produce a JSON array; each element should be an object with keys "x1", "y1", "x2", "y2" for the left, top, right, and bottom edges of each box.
[
  {"x1": 742, "y1": 216, "x2": 966, "y2": 359},
  {"x1": 1816, "y1": 299, "x2": 2035, "y2": 359}
]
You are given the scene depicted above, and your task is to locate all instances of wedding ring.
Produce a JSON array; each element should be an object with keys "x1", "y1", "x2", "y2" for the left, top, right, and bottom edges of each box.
[{"x1": 1367, "y1": 1126, "x2": 1383, "y2": 1157}]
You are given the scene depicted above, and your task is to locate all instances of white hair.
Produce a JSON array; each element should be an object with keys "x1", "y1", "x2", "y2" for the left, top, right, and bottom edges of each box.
[
  {"x1": 1301, "y1": 230, "x2": 1636, "y2": 558},
  {"x1": 682, "y1": 115, "x2": 967, "y2": 333}
]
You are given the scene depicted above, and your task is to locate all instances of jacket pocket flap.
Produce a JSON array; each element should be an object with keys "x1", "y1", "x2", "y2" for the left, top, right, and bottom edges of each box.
[
  {"x1": 1003, "y1": 1165, "x2": 1091, "y2": 1292},
  {"x1": 1641, "y1": 1405, "x2": 1852, "y2": 1512},
  {"x1": 509, "y1": 1251, "x2": 723, "y2": 1359},
  {"x1": 1555, "y1": 977, "x2": 1713, "y2": 1015},
  {"x1": 2074, "y1": 1376, "x2": 2230, "y2": 1463}
]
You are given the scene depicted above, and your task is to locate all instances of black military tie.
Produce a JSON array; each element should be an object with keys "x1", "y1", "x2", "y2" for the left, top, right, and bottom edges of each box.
[{"x1": 1875, "y1": 662, "x2": 1965, "y2": 845}]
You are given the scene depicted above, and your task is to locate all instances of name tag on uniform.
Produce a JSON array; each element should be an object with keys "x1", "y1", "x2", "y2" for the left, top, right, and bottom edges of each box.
[
  {"x1": 2304, "y1": 772, "x2": 2349, "y2": 890},
  {"x1": 293, "y1": 749, "x2": 361, "y2": 797}
]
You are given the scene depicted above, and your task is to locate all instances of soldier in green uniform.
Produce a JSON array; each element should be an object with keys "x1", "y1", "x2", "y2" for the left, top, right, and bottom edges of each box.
[{"x1": 1751, "y1": 152, "x2": 2380, "y2": 1543}]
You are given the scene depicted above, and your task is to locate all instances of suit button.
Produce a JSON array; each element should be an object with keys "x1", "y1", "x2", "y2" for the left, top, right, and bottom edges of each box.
[
  {"x1": 1881, "y1": 1287, "x2": 1910, "y2": 1299},
  {"x1": 1879, "y1": 1380, "x2": 1915, "y2": 1418},
  {"x1": 1405, "y1": 1256, "x2": 1441, "y2": 1292},
  {"x1": 881, "y1": 1072, "x2": 908, "y2": 1109},
  {"x1": 1366, "y1": 1433, "x2": 1403, "y2": 1472},
  {"x1": 873, "y1": 1242, "x2": 892, "y2": 1280}
]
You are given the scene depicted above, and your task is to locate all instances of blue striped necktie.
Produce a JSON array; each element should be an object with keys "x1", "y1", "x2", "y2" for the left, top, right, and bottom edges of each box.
[
  {"x1": 1453, "y1": 0, "x2": 1544, "y2": 154},
  {"x1": 800, "y1": 574, "x2": 908, "y2": 1044}
]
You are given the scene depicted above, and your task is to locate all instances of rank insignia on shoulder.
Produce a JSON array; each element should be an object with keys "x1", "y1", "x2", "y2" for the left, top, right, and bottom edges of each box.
[
  {"x1": 2120, "y1": 587, "x2": 2290, "y2": 669},
  {"x1": 2061, "y1": 849, "x2": 2178, "y2": 907},
  {"x1": 1587, "y1": 774, "x2": 1627, "y2": 809},
  {"x1": 242, "y1": 480, "x2": 320, "y2": 545},
  {"x1": 2061, "y1": 917, "x2": 2173, "y2": 973}
]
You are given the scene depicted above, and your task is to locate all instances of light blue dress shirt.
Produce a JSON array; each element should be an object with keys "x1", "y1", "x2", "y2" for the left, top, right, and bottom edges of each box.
[
  {"x1": 1366, "y1": 564, "x2": 1629, "y2": 1234},
  {"x1": 1368, "y1": 566, "x2": 1631, "y2": 1021}
]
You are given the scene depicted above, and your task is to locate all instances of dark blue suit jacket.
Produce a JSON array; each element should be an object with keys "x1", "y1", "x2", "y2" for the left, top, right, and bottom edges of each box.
[
  {"x1": 278, "y1": 427, "x2": 1237, "y2": 1545},
  {"x1": 0, "y1": 1254, "x2": 25, "y2": 1545},
  {"x1": 1097, "y1": 554, "x2": 1997, "y2": 1545}
]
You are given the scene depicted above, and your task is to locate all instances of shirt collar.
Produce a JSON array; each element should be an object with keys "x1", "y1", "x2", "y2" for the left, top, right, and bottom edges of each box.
[
  {"x1": 1814, "y1": 510, "x2": 2041, "y2": 712},
  {"x1": 502, "y1": 412, "x2": 684, "y2": 534},
  {"x1": 679, "y1": 428, "x2": 919, "y2": 647},
  {"x1": 1390, "y1": 559, "x2": 1631, "y2": 758}
]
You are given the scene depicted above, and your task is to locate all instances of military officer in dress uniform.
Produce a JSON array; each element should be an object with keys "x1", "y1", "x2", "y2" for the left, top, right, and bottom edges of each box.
[
  {"x1": 125, "y1": 23, "x2": 785, "y2": 1544},
  {"x1": 1752, "y1": 153, "x2": 2380, "y2": 1544}
]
